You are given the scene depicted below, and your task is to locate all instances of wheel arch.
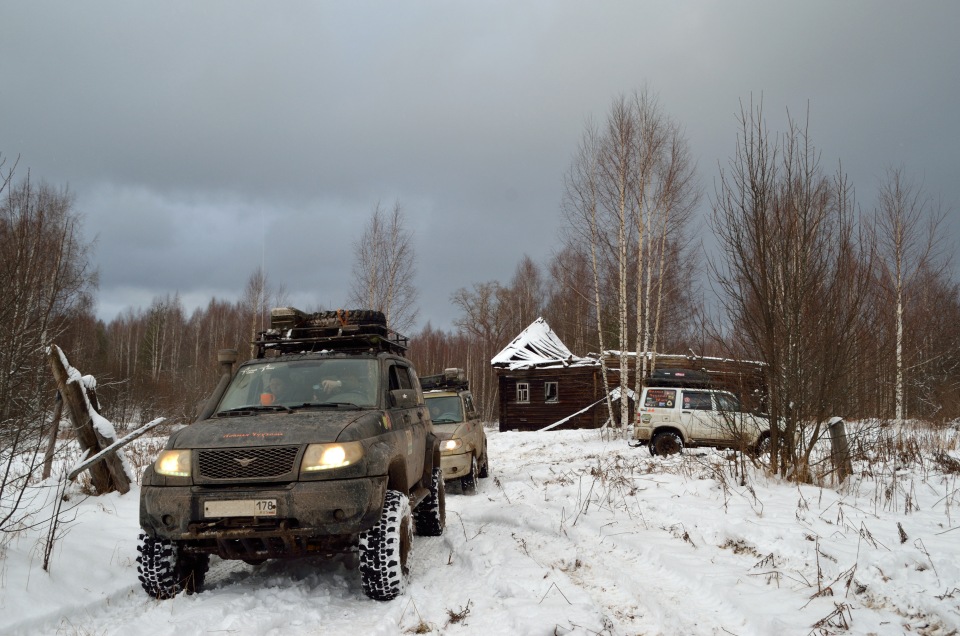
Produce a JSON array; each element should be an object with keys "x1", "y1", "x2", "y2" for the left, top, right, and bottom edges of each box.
[
  {"x1": 651, "y1": 425, "x2": 686, "y2": 444},
  {"x1": 386, "y1": 456, "x2": 410, "y2": 493}
]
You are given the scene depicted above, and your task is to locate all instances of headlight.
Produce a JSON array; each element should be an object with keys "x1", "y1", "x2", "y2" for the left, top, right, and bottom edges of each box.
[
  {"x1": 301, "y1": 442, "x2": 364, "y2": 472},
  {"x1": 155, "y1": 450, "x2": 191, "y2": 477},
  {"x1": 441, "y1": 438, "x2": 463, "y2": 452}
]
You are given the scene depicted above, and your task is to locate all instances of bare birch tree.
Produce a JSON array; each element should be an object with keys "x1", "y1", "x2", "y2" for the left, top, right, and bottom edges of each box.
[
  {"x1": 502, "y1": 255, "x2": 544, "y2": 341},
  {"x1": 562, "y1": 119, "x2": 618, "y2": 429},
  {"x1": 563, "y1": 90, "x2": 699, "y2": 432},
  {"x1": 873, "y1": 167, "x2": 947, "y2": 425},
  {"x1": 629, "y1": 90, "x2": 700, "y2": 414},
  {"x1": 349, "y1": 201, "x2": 419, "y2": 333},
  {"x1": 242, "y1": 267, "x2": 287, "y2": 358}
]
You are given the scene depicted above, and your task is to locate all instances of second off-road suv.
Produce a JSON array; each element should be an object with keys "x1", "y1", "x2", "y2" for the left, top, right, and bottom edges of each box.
[
  {"x1": 137, "y1": 308, "x2": 445, "y2": 601},
  {"x1": 634, "y1": 369, "x2": 770, "y2": 456},
  {"x1": 420, "y1": 369, "x2": 489, "y2": 495}
]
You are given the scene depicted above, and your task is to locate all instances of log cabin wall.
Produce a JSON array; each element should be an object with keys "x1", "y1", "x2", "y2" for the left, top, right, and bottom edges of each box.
[{"x1": 497, "y1": 367, "x2": 600, "y2": 432}]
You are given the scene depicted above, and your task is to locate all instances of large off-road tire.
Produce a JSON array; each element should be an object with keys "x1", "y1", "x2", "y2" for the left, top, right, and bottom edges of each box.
[
  {"x1": 478, "y1": 444, "x2": 490, "y2": 479},
  {"x1": 650, "y1": 431, "x2": 683, "y2": 457},
  {"x1": 359, "y1": 490, "x2": 412, "y2": 601},
  {"x1": 460, "y1": 455, "x2": 479, "y2": 495},
  {"x1": 136, "y1": 533, "x2": 209, "y2": 599},
  {"x1": 414, "y1": 467, "x2": 445, "y2": 537}
]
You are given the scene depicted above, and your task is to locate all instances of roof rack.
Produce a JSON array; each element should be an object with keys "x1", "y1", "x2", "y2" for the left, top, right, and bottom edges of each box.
[
  {"x1": 419, "y1": 368, "x2": 468, "y2": 391},
  {"x1": 644, "y1": 368, "x2": 715, "y2": 388},
  {"x1": 253, "y1": 307, "x2": 408, "y2": 358}
]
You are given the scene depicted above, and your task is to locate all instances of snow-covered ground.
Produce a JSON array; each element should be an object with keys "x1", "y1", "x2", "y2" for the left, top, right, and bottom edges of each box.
[{"x1": 2, "y1": 425, "x2": 959, "y2": 635}]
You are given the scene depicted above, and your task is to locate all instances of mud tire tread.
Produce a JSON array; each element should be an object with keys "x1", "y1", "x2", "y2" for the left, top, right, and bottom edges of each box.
[
  {"x1": 460, "y1": 455, "x2": 478, "y2": 495},
  {"x1": 136, "y1": 533, "x2": 208, "y2": 599},
  {"x1": 478, "y1": 444, "x2": 490, "y2": 479},
  {"x1": 359, "y1": 491, "x2": 412, "y2": 601},
  {"x1": 414, "y1": 467, "x2": 445, "y2": 536},
  {"x1": 650, "y1": 431, "x2": 683, "y2": 457}
]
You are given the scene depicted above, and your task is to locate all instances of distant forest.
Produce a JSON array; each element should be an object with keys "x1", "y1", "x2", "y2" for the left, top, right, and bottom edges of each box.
[{"x1": 3, "y1": 93, "x2": 959, "y2": 467}]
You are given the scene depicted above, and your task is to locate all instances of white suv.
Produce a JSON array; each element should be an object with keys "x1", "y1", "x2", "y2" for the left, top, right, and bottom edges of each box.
[{"x1": 635, "y1": 378, "x2": 769, "y2": 456}]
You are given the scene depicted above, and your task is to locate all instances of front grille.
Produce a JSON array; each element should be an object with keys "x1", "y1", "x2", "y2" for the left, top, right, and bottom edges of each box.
[{"x1": 197, "y1": 446, "x2": 300, "y2": 480}]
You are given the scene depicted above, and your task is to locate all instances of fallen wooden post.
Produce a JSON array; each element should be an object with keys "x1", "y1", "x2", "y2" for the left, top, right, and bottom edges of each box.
[
  {"x1": 48, "y1": 344, "x2": 132, "y2": 495},
  {"x1": 68, "y1": 417, "x2": 166, "y2": 481}
]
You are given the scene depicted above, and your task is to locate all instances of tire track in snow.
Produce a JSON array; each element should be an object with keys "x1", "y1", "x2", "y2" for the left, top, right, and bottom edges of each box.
[{"x1": 443, "y1": 485, "x2": 779, "y2": 635}]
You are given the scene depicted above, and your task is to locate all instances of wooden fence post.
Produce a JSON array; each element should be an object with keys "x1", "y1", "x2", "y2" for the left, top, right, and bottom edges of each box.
[{"x1": 828, "y1": 417, "x2": 853, "y2": 484}]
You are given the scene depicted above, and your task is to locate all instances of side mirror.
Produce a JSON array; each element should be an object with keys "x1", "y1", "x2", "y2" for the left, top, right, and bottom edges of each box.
[{"x1": 389, "y1": 389, "x2": 419, "y2": 409}]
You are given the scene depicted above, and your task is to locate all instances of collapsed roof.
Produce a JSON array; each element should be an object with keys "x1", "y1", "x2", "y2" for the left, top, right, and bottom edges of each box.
[{"x1": 490, "y1": 318, "x2": 596, "y2": 370}]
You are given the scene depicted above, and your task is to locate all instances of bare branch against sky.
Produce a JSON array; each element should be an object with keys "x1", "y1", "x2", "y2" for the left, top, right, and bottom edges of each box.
[{"x1": 1, "y1": 2, "x2": 957, "y2": 330}]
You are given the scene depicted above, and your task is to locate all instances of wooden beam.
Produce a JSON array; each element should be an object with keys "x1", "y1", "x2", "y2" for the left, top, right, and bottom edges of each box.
[
  {"x1": 48, "y1": 345, "x2": 131, "y2": 495},
  {"x1": 68, "y1": 417, "x2": 165, "y2": 481}
]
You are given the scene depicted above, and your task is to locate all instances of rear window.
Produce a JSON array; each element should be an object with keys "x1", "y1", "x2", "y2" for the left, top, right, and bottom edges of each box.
[
  {"x1": 644, "y1": 388, "x2": 676, "y2": 408},
  {"x1": 682, "y1": 391, "x2": 712, "y2": 410}
]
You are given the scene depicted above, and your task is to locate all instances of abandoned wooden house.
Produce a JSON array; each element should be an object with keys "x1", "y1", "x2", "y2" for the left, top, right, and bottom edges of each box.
[
  {"x1": 492, "y1": 318, "x2": 766, "y2": 432},
  {"x1": 491, "y1": 318, "x2": 605, "y2": 432}
]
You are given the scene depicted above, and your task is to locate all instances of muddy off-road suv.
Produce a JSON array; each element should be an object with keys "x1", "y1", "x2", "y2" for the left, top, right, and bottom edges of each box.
[
  {"x1": 420, "y1": 369, "x2": 489, "y2": 495},
  {"x1": 137, "y1": 308, "x2": 445, "y2": 601}
]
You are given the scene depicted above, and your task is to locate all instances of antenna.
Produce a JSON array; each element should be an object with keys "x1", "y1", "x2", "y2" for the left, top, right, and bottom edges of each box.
[{"x1": 260, "y1": 210, "x2": 266, "y2": 333}]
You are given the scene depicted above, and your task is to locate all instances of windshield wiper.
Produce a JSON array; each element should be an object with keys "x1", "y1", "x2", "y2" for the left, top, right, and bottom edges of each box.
[
  {"x1": 215, "y1": 405, "x2": 293, "y2": 416},
  {"x1": 307, "y1": 401, "x2": 361, "y2": 408}
]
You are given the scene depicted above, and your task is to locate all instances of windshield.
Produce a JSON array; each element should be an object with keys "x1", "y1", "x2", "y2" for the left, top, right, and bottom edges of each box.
[
  {"x1": 216, "y1": 358, "x2": 380, "y2": 412},
  {"x1": 425, "y1": 395, "x2": 463, "y2": 423}
]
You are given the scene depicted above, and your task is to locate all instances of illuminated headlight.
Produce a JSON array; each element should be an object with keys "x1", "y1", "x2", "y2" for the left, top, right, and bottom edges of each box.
[
  {"x1": 441, "y1": 438, "x2": 463, "y2": 452},
  {"x1": 155, "y1": 450, "x2": 192, "y2": 477},
  {"x1": 301, "y1": 442, "x2": 364, "y2": 472}
]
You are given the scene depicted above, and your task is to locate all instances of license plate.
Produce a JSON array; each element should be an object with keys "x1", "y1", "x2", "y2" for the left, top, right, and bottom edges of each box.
[{"x1": 204, "y1": 499, "x2": 277, "y2": 518}]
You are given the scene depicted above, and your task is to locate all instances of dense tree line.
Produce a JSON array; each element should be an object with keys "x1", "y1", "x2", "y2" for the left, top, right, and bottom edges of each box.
[{"x1": 3, "y1": 89, "x2": 959, "y2": 492}]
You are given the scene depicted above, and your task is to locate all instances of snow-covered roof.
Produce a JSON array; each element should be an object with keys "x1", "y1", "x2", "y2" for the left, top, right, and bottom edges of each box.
[{"x1": 490, "y1": 318, "x2": 597, "y2": 370}]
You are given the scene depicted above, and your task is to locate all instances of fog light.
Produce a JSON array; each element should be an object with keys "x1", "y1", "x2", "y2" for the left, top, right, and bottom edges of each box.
[{"x1": 334, "y1": 509, "x2": 345, "y2": 520}]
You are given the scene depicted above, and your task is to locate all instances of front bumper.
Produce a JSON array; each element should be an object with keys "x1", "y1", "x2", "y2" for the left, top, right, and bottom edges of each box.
[
  {"x1": 440, "y1": 451, "x2": 472, "y2": 480},
  {"x1": 140, "y1": 476, "x2": 387, "y2": 550}
]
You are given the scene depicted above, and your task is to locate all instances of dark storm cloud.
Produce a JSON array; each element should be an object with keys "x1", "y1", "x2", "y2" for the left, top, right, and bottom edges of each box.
[{"x1": 2, "y1": 2, "x2": 958, "y2": 330}]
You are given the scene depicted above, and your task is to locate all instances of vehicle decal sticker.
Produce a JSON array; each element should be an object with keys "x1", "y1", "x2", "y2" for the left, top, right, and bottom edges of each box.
[{"x1": 222, "y1": 432, "x2": 284, "y2": 439}]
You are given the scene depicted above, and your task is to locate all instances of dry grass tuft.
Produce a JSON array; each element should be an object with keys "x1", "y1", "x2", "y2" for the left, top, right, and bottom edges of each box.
[{"x1": 445, "y1": 600, "x2": 472, "y2": 626}]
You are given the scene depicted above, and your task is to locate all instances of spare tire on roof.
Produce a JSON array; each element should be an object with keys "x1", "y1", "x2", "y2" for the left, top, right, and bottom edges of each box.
[{"x1": 303, "y1": 309, "x2": 387, "y2": 329}]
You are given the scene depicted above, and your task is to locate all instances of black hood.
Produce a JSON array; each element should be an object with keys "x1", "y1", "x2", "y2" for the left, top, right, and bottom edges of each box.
[{"x1": 169, "y1": 411, "x2": 366, "y2": 449}]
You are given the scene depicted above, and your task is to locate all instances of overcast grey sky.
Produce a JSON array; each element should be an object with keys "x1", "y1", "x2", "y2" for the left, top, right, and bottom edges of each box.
[{"x1": 3, "y1": 2, "x2": 958, "y2": 332}]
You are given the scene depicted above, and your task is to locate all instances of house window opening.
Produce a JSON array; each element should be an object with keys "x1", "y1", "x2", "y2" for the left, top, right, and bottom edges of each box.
[
  {"x1": 516, "y1": 382, "x2": 530, "y2": 403},
  {"x1": 544, "y1": 381, "x2": 558, "y2": 403}
]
